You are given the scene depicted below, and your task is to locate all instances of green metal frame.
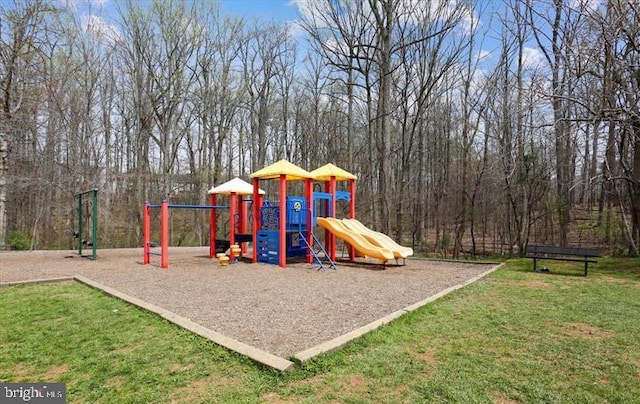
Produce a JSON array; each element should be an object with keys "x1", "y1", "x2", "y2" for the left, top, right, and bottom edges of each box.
[{"x1": 75, "y1": 189, "x2": 98, "y2": 260}]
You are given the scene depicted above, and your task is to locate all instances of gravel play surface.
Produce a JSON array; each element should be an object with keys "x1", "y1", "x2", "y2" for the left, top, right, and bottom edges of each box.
[{"x1": 1, "y1": 248, "x2": 498, "y2": 358}]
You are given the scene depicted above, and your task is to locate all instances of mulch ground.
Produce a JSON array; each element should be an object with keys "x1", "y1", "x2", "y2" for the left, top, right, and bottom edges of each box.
[{"x1": 0, "y1": 248, "x2": 498, "y2": 358}]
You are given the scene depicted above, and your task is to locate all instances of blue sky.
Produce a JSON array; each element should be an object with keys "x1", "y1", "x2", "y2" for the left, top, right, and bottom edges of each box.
[
  {"x1": 56, "y1": 0, "x2": 301, "y2": 24},
  {"x1": 60, "y1": 0, "x2": 555, "y2": 73},
  {"x1": 218, "y1": 0, "x2": 299, "y2": 23}
]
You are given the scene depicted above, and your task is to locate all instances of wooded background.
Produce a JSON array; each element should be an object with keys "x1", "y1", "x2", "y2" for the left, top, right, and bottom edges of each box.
[{"x1": 1, "y1": 0, "x2": 638, "y2": 257}]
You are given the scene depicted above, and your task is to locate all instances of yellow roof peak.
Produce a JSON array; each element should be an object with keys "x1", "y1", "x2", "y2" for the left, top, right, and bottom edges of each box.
[
  {"x1": 310, "y1": 163, "x2": 357, "y2": 181},
  {"x1": 250, "y1": 159, "x2": 313, "y2": 181}
]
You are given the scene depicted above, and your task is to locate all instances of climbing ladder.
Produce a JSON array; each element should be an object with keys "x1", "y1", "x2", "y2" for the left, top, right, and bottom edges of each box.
[{"x1": 298, "y1": 231, "x2": 336, "y2": 271}]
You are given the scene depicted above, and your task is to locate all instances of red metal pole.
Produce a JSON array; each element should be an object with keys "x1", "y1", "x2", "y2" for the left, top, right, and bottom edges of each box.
[
  {"x1": 252, "y1": 178, "x2": 260, "y2": 263},
  {"x1": 161, "y1": 200, "x2": 169, "y2": 269},
  {"x1": 240, "y1": 197, "x2": 249, "y2": 253},
  {"x1": 229, "y1": 192, "x2": 237, "y2": 261},
  {"x1": 305, "y1": 178, "x2": 313, "y2": 264},
  {"x1": 330, "y1": 176, "x2": 337, "y2": 261},
  {"x1": 143, "y1": 201, "x2": 150, "y2": 265},
  {"x1": 279, "y1": 175, "x2": 287, "y2": 268},
  {"x1": 324, "y1": 181, "x2": 330, "y2": 255},
  {"x1": 210, "y1": 194, "x2": 217, "y2": 259}
]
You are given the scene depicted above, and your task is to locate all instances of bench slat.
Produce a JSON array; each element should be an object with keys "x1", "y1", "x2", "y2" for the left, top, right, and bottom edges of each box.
[
  {"x1": 525, "y1": 256, "x2": 597, "y2": 264},
  {"x1": 526, "y1": 245, "x2": 598, "y2": 257}
]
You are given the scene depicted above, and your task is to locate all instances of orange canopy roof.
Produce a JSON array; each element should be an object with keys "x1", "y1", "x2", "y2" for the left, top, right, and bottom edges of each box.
[
  {"x1": 249, "y1": 159, "x2": 314, "y2": 181},
  {"x1": 310, "y1": 163, "x2": 357, "y2": 181}
]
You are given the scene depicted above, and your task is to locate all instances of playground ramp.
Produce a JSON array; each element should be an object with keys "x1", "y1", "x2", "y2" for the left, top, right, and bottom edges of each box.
[
  {"x1": 342, "y1": 219, "x2": 414, "y2": 258},
  {"x1": 317, "y1": 217, "x2": 395, "y2": 262}
]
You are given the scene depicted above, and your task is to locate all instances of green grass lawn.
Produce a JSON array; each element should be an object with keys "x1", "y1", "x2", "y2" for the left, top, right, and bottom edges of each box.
[{"x1": 1, "y1": 258, "x2": 639, "y2": 403}]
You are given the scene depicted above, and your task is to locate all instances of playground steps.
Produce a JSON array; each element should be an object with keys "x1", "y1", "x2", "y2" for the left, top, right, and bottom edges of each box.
[{"x1": 298, "y1": 231, "x2": 337, "y2": 271}]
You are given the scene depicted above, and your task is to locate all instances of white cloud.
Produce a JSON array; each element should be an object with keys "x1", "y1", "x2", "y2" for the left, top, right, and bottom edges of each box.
[
  {"x1": 286, "y1": 19, "x2": 306, "y2": 39},
  {"x1": 90, "y1": 0, "x2": 108, "y2": 7},
  {"x1": 477, "y1": 49, "x2": 491, "y2": 61},
  {"x1": 569, "y1": 0, "x2": 602, "y2": 12},
  {"x1": 290, "y1": 0, "x2": 333, "y2": 26},
  {"x1": 81, "y1": 14, "x2": 121, "y2": 44},
  {"x1": 460, "y1": 6, "x2": 480, "y2": 35},
  {"x1": 522, "y1": 46, "x2": 544, "y2": 68}
]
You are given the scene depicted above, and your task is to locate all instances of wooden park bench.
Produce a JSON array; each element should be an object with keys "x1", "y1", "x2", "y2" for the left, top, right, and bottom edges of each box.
[{"x1": 525, "y1": 245, "x2": 599, "y2": 276}]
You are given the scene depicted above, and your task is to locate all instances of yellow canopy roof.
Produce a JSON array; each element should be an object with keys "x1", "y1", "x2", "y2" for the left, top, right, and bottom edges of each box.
[
  {"x1": 207, "y1": 177, "x2": 265, "y2": 196},
  {"x1": 250, "y1": 159, "x2": 314, "y2": 181},
  {"x1": 310, "y1": 163, "x2": 357, "y2": 181}
]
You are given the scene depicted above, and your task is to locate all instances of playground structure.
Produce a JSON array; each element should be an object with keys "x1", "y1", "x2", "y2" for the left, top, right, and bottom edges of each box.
[
  {"x1": 143, "y1": 201, "x2": 227, "y2": 269},
  {"x1": 250, "y1": 160, "x2": 359, "y2": 270},
  {"x1": 142, "y1": 160, "x2": 412, "y2": 269},
  {"x1": 248, "y1": 160, "x2": 412, "y2": 269},
  {"x1": 74, "y1": 189, "x2": 98, "y2": 260},
  {"x1": 143, "y1": 178, "x2": 262, "y2": 269}
]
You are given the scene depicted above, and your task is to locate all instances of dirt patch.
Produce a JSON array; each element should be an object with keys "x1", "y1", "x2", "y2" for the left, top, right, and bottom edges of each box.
[
  {"x1": 417, "y1": 347, "x2": 438, "y2": 364},
  {"x1": 167, "y1": 374, "x2": 237, "y2": 403},
  {"x1": 270, "y1": 374, "x2": 331, "y2": 402},
  {"x1": 167, "y1": 363, "x2": 195, "y2": 374},
  {"x1": 552, "y1": 322, "x2": 614, "y2": 340},
  {"x1": 341, "y1": 374, "x2": 367, "y2": 392},
  {"x1": 261, "y1": 392, "x2": 295, "y2": 403},
  {"x1": 175, "y1": 378, "x2": 208, "y2": 392},
  {"x1": 1, "y1": 248, "x2": 497, "y2": 358},
  {"x1": 485, "y1": 347, "x2": 517, "y2": 363},
  {"x1": 105, "y1": 375, "x2": 127, "y2": 389},
  {"x1": 169, "y1": 378, "x2": 209, "y2": 403},
  {"x1": 393, "y1": 384, "x2": 410, "y2": 395},
  {"x1": 599, "y1": 276, "x2": 640, "y2": 288},
  {"x1": 8, "y1": 363, "x2": 36, "y2": 381},
  {"x1": 491, "y1": 392, "x2": 519, "y2": 404},
  {"x1": 500, "y1": 279, "x2": 551, "y2": 289},
  {"x1": 41, "y1": 364, "x2": 69, "y2": 381}
]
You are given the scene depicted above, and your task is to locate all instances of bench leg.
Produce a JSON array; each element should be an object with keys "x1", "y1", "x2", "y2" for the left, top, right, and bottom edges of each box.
[
  {"x1": 584, "y1": 261, "x2": 588, "y2": 276},
  {"x1": 533, "y1": 257, "x2": 537, "y2": 272}
]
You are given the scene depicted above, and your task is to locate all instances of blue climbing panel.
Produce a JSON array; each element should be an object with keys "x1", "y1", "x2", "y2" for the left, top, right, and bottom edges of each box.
[
  {"x1": 261, "y1": 206, "x2": 280, "y2": 231},
  {"x1": 257, "y1": 230, "x2": 279, "y2": 264}
]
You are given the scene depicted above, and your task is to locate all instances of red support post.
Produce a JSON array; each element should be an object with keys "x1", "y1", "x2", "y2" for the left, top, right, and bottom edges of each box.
[
  {"x1": 252, "y1": 178, "x2": 260, "y2": 263},
  {"x1": 279, "y1": 175, "x2": 287, "y2": 268},
  {"x1": 161, "y1": 200, "x2": 169, "y2": 269},
  {"x1": 329, "y1": 176, "x2": 337, "y2": 261},
  {"x1": 324, "y1": 181, "x2": 330, "y2": 256},
  {"x1": 349, "y1": 179, "x2": 355, "y2": 218},
  {"x1": 210, "y1": 194, "x2": 217, "y2": 258},
  {"x1": 229, "y1": 192, "x2": 237, "y2": 261},
  {"x1": 143, "y1": 201, "x2": 150, "y2": 264},
  {"x1": 305, "y1": 178, "x2": 314, "y2": 264},
  {"x1": 239, "y1": 197, "x2": 249, "y2": 254}
]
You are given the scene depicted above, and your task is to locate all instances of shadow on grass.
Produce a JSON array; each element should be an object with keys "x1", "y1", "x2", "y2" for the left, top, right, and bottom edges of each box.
[
  {"x1": 593, "y1": 257, "x2": 640, "y2": 280},
  {"x1": 505, "y1": 256, "x2": 640, "y2": 281},
  {"x1": 532, "y1": 269, "x2": 587, "y2": 278}
]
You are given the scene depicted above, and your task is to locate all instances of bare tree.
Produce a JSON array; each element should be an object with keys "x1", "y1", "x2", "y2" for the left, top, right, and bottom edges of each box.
[
  {"x1": 596, "y1": 0, "x2": 640, "y2": 254},
  {"x1": 0, "y1": 0, "x2": 58, "y2": 249},
  {"x1": 239, "y1": 22, "x2": 291, "y2": 171}
]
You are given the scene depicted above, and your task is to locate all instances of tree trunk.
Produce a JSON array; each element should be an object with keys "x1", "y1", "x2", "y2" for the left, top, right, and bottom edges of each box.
[{"x1": 0, "y1": 129, "x2": 7, "y2": 249}]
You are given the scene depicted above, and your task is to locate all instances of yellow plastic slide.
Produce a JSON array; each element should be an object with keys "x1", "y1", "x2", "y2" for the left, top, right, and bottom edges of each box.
[
  {"x1": 317, "y1": 217, "x2": 394, "y2": 262},
  {"x1": 343, "y1": 219, "x2": 414, "y2": 258}
]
